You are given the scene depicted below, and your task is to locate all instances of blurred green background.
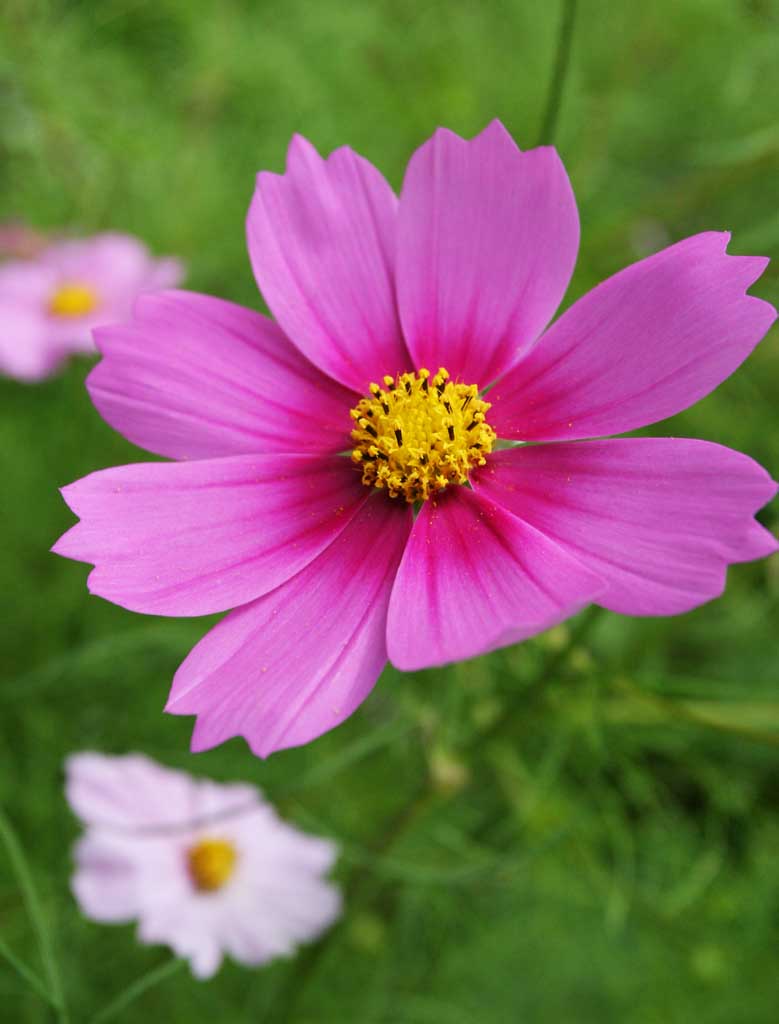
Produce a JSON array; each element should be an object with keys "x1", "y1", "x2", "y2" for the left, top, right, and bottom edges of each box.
[{"x1": 1, "y1": 0, "x2": 779, "y2": 1021}]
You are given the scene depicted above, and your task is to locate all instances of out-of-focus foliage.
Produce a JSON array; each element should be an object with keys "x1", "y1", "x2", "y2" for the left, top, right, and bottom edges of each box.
[{"x1": 1, "y1": 0, "x2": 778, "y2": 1021}]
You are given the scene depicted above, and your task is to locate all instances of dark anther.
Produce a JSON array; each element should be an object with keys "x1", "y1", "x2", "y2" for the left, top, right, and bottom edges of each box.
[
  {"x1": 404, "y1": 380, "x2": 412, "y2": 394},
  {"x1": 443, "y1": 400, "x2": 452, "y2": 413},
  {"x1": 422, "y1": 376, "x2": 429, "y2": 392},
  {"x1": 447, "y1": 425, "x2": 455, "y2": 441},
  {"x1": 381, "y1": 401, "x2": 390, "y2": 414},
  {"x1": 395, "y1": 428, "x2": 403, "y2": 445},
  {"x1": 365, "y1": 424, "x2": 378, "y2": 438},
  {"x1": 461, "y1": 395, "x2": 472, "y2": 412}
]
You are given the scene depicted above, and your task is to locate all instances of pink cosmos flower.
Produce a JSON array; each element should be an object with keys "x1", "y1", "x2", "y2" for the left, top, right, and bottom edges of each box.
[
  {"x1": 66, "y1": 752, "x2": 341, "y2": 978},
  {"x1": 0, "y1": 232, "x2": 183, "y2": 382},
  {"x1": 54, "y1": 122, "x2": 778, "y2": 757},
  {"x1": 0, "y1": 221, "x2": 47, "y2": 260}
]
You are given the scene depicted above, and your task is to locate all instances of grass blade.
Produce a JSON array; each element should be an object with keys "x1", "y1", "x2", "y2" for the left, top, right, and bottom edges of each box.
[
  {"x1": 0, "y1": 804, "x2": 68, "y2": 1020},
  {"x1": 88, "y1": 959, "x2": 185, "y2": 1024},
  {"x1": 0, "y1": 933, "x2": 57, "y2": 1007}
]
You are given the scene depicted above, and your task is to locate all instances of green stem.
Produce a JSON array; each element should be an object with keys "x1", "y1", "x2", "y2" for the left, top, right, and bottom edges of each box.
[
  {"x1": 0, "y1": 804, "x2": 68, "y2": 1021},
  {"x1": 537, "y1": 0, "x2": 578, "y2": 145},
  {"x1": 0, "y1": 934, "x2": 58, "y2": 1007},
  {"x1": 88, "y1": 958, "x2": 185, "y2": 1024}
]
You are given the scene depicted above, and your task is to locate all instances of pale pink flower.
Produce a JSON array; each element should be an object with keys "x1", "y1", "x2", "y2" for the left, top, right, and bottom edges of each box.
[
  {"x1": 54, "y1": 123, "x2": 777, "y2": 757},
  {"x1": 66, "y1": 752, "x2": 341, "y2": 979},
  {"x1": 0, "y1": 233, "x2": 183, "y2": 381}
]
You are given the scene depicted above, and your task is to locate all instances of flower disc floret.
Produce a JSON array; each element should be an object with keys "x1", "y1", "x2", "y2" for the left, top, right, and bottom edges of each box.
[
  {"x1": 48, "y1": 282, "x2": 99, "y2": 318},
  {"x1": 187, "y1": 837, "x2": 238, "y2": 892},
  {"x1": 350, "y1": 367, "x2": 496, "y2": 503}
]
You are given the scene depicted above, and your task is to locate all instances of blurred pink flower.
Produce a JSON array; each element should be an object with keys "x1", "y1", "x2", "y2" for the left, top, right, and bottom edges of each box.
[
  {"x1": 0, "y1": 221, "x2": 48, "y2": 260},
  {"x1": 0, "y1": 233, "x2": 183, "y2": 382},
  {"x1": 66, "y1": 752, "x2": 341, "y2": 979},
  {"x1": 54, "y1": 123, "x2": 777, "y2": 757}
]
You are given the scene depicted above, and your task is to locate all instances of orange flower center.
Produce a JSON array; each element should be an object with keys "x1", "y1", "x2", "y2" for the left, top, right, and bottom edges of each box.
[
  {"x1": 48, "y1": 282, "x2": 99, "y2": 318},
  {"x1": 187, "y1": 837, "x2": 238, "y2": 892}
]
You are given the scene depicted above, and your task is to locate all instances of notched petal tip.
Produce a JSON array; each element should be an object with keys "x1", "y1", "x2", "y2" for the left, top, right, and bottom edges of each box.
[
  {"x1": 286, "y1": 132, "x2": 322, "y2": 170},
  {"x1": 54, "y1": 481, "x2": 88, "y2": 528},
  {"x1": 429, "y1": 124, "x2": 462, "y2": 145},
  {"x1": 185, "y1": 712, "x2": 275, "y2": 760},
  {"x1": 699, "y1": 229, "x2": 772, "y2": 294},
  {"x1": 50, "y1": 523, "x2": 79, "y2": 558},
  {"x1": 425, "y1": 119, "x2": 516, "y2": 151},
  {"x1": 749, "y1": 522, "x2": 779, "y2": 560},
  {"x1": 187, "y1": 716, "x2": 220, "y2": 754},
  {"x1": 475, "y1": 118, "x2": 521, "y2": 152}
]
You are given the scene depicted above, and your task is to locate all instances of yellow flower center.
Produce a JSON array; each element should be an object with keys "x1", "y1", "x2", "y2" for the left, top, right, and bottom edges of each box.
[
  {"x1": 48, "y1": 282, "x2": 98, "y2": 318},
  {"x1": 350, "y1": 367, "x2": 495, "y2": 503},
  {"x1": 187, "y1": 837, "x2": 238, "y2": 892}
]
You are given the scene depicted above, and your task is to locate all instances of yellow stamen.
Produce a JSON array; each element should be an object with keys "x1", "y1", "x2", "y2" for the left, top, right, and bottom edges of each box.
[
  {"x1": 187, "y1": 837, "x2": 237, "y2": 892},
  {"x1": 350, "y1": 367, "x2": 495, "y2": 503},
  {"x1": 48, "y1": 282, "x2": 98, "y2": 318}
]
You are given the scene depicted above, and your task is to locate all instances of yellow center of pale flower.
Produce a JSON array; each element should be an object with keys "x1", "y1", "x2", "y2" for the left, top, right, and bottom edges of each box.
[
  {"x1": 48, "y1": 282, "x2": 98, "y2": 318},
  {"x1": 187, "y1": 837, "x2": 238, "y2": 892},
  {"x1": 350, "y1": 367, "x2": 495, "y2": 503}
]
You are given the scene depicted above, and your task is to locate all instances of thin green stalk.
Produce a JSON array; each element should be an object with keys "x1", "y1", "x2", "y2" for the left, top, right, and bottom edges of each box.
[
  {"x1": 88, "y1": 958, "x2": 185, "y2": 1024},
  {"x1": 0, "y1": 934, "x2": 57, "y2": 1007},
  {"x1": 537, "y1": 0, "x2": 578, "y2": 145},
  {"x1": 0, "y1": 804, "x2": 68, "y2": 1021}
]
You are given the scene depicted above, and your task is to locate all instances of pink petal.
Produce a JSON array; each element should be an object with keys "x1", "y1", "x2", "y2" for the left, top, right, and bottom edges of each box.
[
  {"x1": 490, "y1": 233, "x2": 776, "y2": 441},
  {"x1": 71, "y1": 833, "x2": 141, "y2": 922},
  {"x1": 42, "y1": 233, "x2": 169, "y2": 302},
  {"x1": 187, "y1": 943, "x2": 223, "y2": 980},
  {"x1": 386, "y1": 487, "x2": 605, "y2": 671},
  {"x1": 166, "y1": 497, "x2": 412, "y2": 757},
  {"x1": 53, "y1": 454, "x2": 368, "y2": 616},
  {"x1": 247, "y1": 135, "x2": 409, "y2": 393},
  {"x1": 89, "y1": 290, "x2": 355, "y2": 460},
  {"x1": 144, "y1": 257, "x2": 186, "y2": 291},
  {"x1": 66, "y1": 752, "x2": 193, "y2": 828},
  {"x1": 0, "y1": 261, "x2": 55, "y2": 303},
  {"x1": 0, "y1": 304, "x2": 64, "y2": 382},
  {"x1": 474, "y1": 440, "x2": 778, "y2": 615},
  {"x1": 65, "y1": 752, "x2": 258, "y2": 829},
  {"x1": 232, "y1": 812, "x2": 339, "y2": 876},
  {"x1": 223, "y1": 875, "x2": 341, "y2": 967},
  {"x1": 396, "y1": 121, "x2": 579, "y2": 387},
  {"x1": 136, "y1": 893, "x2": 226, "y2": 979}
]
